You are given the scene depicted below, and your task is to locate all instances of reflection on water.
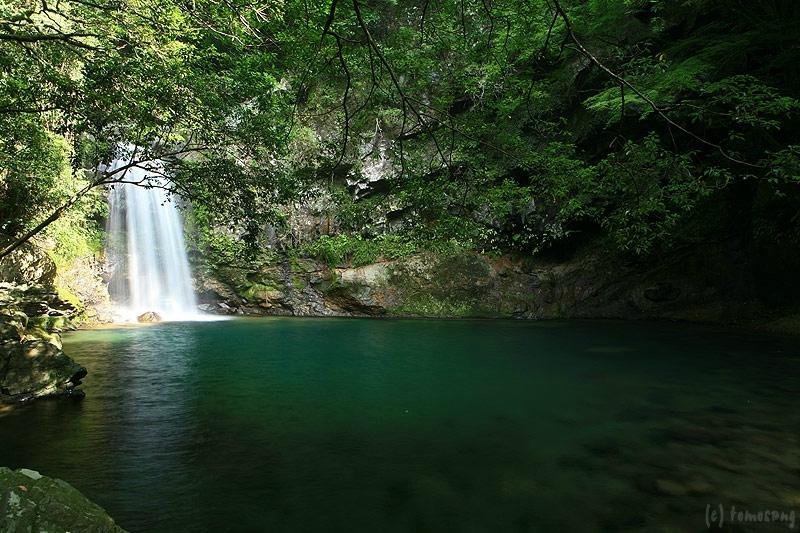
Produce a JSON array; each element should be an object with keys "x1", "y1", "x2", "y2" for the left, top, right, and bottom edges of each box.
[{"x1": 1, "y1": 319, "x2": 799, "y2": 532}]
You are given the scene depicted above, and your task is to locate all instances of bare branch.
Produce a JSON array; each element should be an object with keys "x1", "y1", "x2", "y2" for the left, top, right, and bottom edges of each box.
[{"x1": 326, "y1": 30, "x2": 352, "y2": 180}]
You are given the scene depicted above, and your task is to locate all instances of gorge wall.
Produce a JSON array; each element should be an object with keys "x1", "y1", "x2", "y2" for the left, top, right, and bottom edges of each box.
[{"x1": 194, "y1": 239, "x2": 798, "y2": 333}]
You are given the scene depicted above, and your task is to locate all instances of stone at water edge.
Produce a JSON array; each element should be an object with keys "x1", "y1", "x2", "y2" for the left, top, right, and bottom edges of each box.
[
  {"x1": 136, "y1": 311, "x2": 162, "y2": 323},
  {"x1": 0, "y1": 467, "x2": 127, "y2": 532},
  {"x1": 0, "y1": 339, "x2": 87, "y2": 403},
  {"x1": 1, "y1": 284, "x2": 87, "y2": 404}
]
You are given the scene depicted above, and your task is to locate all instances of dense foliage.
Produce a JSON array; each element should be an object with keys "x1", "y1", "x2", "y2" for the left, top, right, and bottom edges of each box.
[
  {"x1": 282, "y1": 0, "x2": 800, "y2": 258},
  {"x1": 1, "y1": 0, "x2": 799, "y2": 264},
  {"x1": 0, "y1": 0, "x2": 292, "y2": 256}
]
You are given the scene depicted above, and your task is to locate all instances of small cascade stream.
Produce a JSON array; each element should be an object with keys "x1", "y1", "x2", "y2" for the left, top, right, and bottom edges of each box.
[{"x1": 105, "y1": 155, "x2": 200, "y2": 321}]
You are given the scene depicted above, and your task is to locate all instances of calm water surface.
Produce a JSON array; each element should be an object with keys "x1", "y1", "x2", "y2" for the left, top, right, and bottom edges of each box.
[{"x1": 2, "y1": 318, "x2": 799, "y2": 531}]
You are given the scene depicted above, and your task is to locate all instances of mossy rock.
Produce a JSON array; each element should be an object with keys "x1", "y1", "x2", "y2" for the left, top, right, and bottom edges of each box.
[
  {"x1": 291, "y1": 275, "x2": 309, "y2": 291},
  {"x1": 238, "y1": 282, "x2": 282, "y2": 302},
  {"x1": 385, "y1": 253, "x2": 498, "y2": 317},
  {"x1": 245, "y1": 270, "x2": 282, "y2": 286},
  {"x1": 211, "y1": 266, "x2": 250, "y2": 289},
  {"x1": 0, "y1": 311, "x2": 26, "y2": 342},
  {"x1": 317, "y1": 273, "x2": 343, "y2": 295},
  {"x1": 388, "y1": 294, "x2": 474, "y2": 317},
  {"x1": 1, "y1": 339, "x2": 86, "y2": 403},
  {"x1": 291, "y1": 257, "x2": 324, "y2": 274},
  {"x1": 54, "y1": 281, "x2": 83, "y2": 312},
  {"x1": 27, "y1": 315, "x2": 71, "y2": 332},
  {"x1": 22, "y1": 326, "x2": 62, "y2": 350},
  {"x1": 0, "y1": 467, "x2": 126, "y2": 532}
]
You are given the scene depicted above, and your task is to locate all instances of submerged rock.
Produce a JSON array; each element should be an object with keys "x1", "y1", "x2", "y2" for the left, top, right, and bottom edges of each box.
[
  {"x1": 136, "y1": 311, "x2": 162, "y2": 323},
  {"x1": 0, "y1": 467, "x2": 126, "y2": 532},
  {"x1": 654, "y1": 479, "x2": 688, "y2": 497}
]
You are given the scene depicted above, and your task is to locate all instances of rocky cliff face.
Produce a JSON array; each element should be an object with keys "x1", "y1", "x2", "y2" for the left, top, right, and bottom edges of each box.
[
  {"x1": 196, "y1": 239, "x2": 793, "y2": 330},
  {"x1": 0, "y1": 243, "x2": 56, "y2": 288}
]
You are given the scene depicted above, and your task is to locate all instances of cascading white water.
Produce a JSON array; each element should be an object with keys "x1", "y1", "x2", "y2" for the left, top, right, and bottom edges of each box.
[{"x1": 105, "y1": 155, "x2": 200, "y2": 321}]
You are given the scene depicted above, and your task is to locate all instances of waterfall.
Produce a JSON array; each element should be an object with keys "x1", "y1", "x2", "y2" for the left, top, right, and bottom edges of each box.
[{"x1": 105, "y1": 155, "x2": 200, "y2": 321}]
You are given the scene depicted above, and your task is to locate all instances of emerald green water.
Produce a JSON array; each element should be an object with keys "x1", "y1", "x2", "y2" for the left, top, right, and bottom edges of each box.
[{"x1": 2, "y1": 318, "x2": 799, "y2": 531}]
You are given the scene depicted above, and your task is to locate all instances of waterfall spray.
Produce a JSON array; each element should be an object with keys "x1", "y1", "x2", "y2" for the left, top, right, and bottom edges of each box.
[{"x1": 105, "y1": 154, "x2": 200, "y2": 321}]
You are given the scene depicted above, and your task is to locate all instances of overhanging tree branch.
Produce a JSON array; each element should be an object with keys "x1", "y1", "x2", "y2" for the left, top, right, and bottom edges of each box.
[
  {"x1": 0, "y1": 31, "x2": 99, "y2": 49},
  {"x1": 352, "y1": 0, "x2": 451, "y2": 174},
  {"x1": 0, "y1": 145, "x2": 208, "y2": 260},
  {"x1": 327, "y1": 29, "x2": 352, "y2": 179},
  {"x1": 0, "y1": 181, "x2": 97, "y2": 260},
  {"x1": 549, "y1": 0, "x2": 761, "y2": 169}
]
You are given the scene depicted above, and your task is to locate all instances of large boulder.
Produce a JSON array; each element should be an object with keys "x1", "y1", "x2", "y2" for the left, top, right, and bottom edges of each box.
[
  {"x1": 0, "y1": 467, "x2": 126, "y2": 532},
  {"x1": 136, "y1": 311, "x2": 162, "y2": 323},
  {"x1": 0, "y1": 337, "x2": 86, "y2": 403},
  {"x1": 0, "y1": 242, "x2": 57, "y2": 288},
  {"x1": 0, "y1": 284, "x2": 85, "y2": 404}
]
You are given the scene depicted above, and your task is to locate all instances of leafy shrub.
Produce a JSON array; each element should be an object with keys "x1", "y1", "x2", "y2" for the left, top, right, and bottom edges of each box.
[
  {"x1": 594, "y1": 134, "x2": 711, "y2": 254},
  {"x1": 303, "y1": 234, "x2": 417, "y2": 267},
  {"x1": 186, "y1": 204, "x2": 255, "y2": 267}
]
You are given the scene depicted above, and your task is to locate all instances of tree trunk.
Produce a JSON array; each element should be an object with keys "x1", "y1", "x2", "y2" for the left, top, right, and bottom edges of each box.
[{"x1": 0, "y1": 182, "x2": 97, "y2": 260}]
